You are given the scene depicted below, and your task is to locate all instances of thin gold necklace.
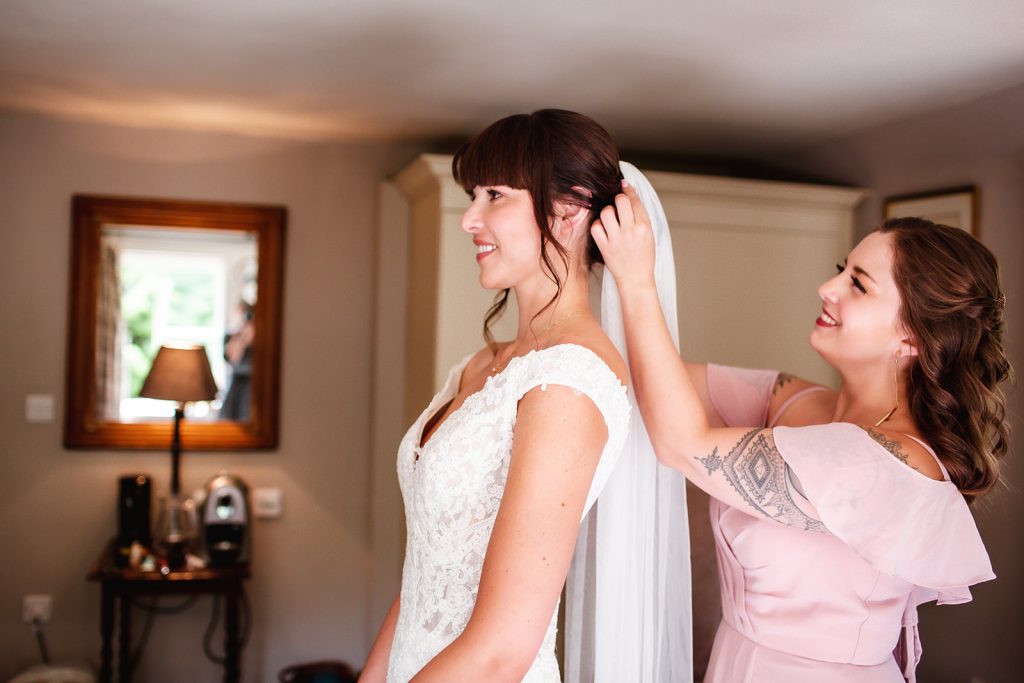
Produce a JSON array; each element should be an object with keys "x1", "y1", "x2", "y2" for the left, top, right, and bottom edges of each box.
[{"x1": 489, "y1": 308, "x2": 588, "y2": 375}]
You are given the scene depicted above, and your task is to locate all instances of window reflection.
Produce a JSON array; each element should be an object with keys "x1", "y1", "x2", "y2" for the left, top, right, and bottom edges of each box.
[{"x1": 97, "y1": 226, "x2": 258, "y2": 422}]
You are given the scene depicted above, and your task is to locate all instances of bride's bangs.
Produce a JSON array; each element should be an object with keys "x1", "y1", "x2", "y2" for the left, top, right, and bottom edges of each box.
[{"x1": 452, "y1": 114, "x2": 543, "y2": 195}]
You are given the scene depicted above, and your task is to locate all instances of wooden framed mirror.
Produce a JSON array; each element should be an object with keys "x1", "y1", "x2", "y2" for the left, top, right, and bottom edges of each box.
[{"x1": 65, "y1": 195, "x2": 286, "y2": 449}]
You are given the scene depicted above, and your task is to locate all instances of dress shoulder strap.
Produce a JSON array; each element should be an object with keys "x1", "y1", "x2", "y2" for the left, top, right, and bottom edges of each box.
[
  {"x1": 904, "y1": 433, "x2": 951, "y2": 481},
  {"x1": 503, "y1": 344, "x2": 629, "y2": 427},
  {"x1": 768, "y1": 385, "x2": 830, "y2": 427}
]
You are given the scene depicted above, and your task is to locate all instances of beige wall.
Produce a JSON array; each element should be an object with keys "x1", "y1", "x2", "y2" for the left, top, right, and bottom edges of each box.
[
  {"x1": 0, "y1": 110, "x2": 424, "y2": 681},
  {"x1": 770, "y1": 83, "x2": 1024, "y2": 683}
]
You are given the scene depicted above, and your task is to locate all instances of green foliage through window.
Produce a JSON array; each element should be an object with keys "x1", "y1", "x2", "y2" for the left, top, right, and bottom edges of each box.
[{"x1": 119, "y1": 258, "x2": 217, "y2": 397}]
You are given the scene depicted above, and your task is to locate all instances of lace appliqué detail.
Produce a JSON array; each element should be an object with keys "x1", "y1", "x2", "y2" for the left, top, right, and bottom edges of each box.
[{"x1": 386, "y1": 344, "x2": 630, "y2": 682}]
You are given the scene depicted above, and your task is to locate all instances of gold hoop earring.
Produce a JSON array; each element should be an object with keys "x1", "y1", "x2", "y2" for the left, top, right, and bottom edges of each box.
[{"x1": 874, "y1": 354, "x2": 900, "y2": 427}]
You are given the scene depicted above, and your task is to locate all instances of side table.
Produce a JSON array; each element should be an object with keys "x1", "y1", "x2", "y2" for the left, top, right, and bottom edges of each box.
[{"x1": 87, "y1": 541, "x2": 251, "y2": 683}]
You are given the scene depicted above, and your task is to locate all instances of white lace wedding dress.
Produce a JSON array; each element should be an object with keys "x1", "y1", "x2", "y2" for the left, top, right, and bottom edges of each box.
[{"x1": 386, "y1": 343, "x2": 631, "y2": 682}]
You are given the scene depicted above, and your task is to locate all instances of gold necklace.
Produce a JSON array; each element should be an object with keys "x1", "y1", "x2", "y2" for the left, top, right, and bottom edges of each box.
[{"x1": 489, "y1": 308, "x2": 589, "y2": 375}]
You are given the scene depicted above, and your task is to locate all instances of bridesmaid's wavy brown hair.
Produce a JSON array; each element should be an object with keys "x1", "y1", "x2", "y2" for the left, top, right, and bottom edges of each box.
[
  {"x1": 882, "y1": 217, "x2": 1012, "y2": 501},
  {"x1": 452, "y1": 109, "x2": 623, "y2": 351}
]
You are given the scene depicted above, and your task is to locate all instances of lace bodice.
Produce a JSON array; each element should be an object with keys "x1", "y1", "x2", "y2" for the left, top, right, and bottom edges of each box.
[{"x1": 387, "y1": 343, "x2": 630, "y2": 682}]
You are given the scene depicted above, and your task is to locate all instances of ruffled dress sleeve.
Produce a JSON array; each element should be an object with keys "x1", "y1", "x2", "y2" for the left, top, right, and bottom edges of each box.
[
  {"x1": 774, "y1": 423, "x2": 995, "y2": 681},
  {"x1": 505, "y1": 343, "x2": 631, "y2": 519},
  {"x1": 706, "y1": 363, "x2": 778, "y2": 428},
  {"x1": 773, "y1": 422, "x2": 994, "y2": 594}
]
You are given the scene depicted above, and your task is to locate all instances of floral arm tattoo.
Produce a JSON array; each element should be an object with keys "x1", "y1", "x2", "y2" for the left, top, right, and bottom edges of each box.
[{"x1": 696, "y1": 429, "x2": 826, "y2": 532}]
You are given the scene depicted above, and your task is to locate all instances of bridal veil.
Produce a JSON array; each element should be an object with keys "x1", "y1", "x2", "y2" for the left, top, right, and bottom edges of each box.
[{"x1": 564, "y1": 161, "x2": 693, "y2": 682}]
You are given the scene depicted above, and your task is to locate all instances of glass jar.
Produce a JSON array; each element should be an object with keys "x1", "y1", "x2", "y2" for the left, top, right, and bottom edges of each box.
[{"x1": 153, "y1": 493, "x2": 197, "y2": 570}]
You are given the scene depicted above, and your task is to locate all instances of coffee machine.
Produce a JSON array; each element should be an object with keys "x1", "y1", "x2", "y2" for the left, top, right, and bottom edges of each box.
[{"x1": 200, "y1": 474, "x2": 251, "y2": 566}]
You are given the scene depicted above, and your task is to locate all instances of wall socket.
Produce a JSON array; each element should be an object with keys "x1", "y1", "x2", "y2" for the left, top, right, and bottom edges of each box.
[{"x1": 23, "y1": 594, "x2": 52, "y2": 624}]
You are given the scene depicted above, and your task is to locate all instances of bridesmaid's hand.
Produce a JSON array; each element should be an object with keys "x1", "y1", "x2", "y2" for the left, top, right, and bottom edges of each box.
[{"x1": 591, "y1": 180, "x2": 657, "y2": 292}]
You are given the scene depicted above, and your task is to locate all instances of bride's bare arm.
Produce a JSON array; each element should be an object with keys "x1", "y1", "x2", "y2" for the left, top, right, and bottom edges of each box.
[
  {"x1": 358, "y1": 595, "x2": 400, "y2": 682},
  {"x1": 410, "y1": 384, "x2": 608, "y2": 682}
]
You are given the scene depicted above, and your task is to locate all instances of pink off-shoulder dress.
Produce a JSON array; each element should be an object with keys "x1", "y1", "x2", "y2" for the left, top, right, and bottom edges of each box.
[{"x1": 702, "y1": 364, "x2": 994, "y2": 683}]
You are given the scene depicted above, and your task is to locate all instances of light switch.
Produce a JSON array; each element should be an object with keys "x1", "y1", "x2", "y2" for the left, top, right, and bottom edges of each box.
[
  {"x1": 252, "y1": 487, "x2": 283, "y2": 519},
  {"x1": 25, "y1": 394, "x2": 55, "y2": 423}
]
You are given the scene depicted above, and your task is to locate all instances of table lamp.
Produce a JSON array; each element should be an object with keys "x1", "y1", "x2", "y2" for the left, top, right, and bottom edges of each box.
[{"x1": 139, "y1": 344, "x2": 218, "y2": 567}]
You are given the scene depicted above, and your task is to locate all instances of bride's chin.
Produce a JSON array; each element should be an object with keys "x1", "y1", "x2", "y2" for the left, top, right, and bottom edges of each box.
[
  {"x1": 479, "y1": 277, "x2": 510, "y2": 291},
  {"x1": 478, "y1": 273, "x2": 503, "y2": 289},
  {"x1": 478, "y1": 268, "x2": 519, "y2": 291}
]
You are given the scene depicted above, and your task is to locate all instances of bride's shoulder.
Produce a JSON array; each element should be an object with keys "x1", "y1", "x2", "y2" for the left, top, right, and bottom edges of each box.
[
  {"x1": 545, "y1": 327, "x2": 627, "y2": 387},
  {"x1": 525, "y1": 336, "x2": 630, "y2": 440}
]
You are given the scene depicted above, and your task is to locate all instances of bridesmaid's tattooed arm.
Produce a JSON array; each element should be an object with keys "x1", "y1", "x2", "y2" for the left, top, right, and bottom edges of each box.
[{"x1": 696, "y1": 429, "x2": 826, "y2": 532}]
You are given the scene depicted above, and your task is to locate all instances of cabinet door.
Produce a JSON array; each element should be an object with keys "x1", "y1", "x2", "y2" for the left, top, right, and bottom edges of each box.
[{"x1": 653, "y1": 171, "x2": 863, "y2": 386}]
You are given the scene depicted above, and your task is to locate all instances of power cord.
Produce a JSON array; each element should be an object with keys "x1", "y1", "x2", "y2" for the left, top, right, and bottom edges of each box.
[
  {"x1": 203, "y1": 594, "x2": 225, "y2": 665},
  {"x1": 202, "y1": 586, "x2": 252, "y2": 666},
  {"x1": 30, "y1": 617, "x2": 51, "y2": 664},
  {"x1": 115, "y1": 587, "x2": 251, "y2": 674},
  {"x1": 129, "y1": 595, "x2": 201, "y2": 672}
]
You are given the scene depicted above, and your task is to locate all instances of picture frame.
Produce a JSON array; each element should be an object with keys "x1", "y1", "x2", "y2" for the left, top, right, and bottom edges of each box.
[
  {"x1": 883, "y1": 185, "x2": 978, "y2": 236},
  {"x1": 65, "y1": 195, "x2": 287, "y2": 450}
]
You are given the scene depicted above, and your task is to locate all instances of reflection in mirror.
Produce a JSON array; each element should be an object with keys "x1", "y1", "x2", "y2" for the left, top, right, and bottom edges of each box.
[
  {"x1": 66, "y1": 195, "x2": 285, "y2": 450},
  {"x1": 97, "y1": 226, "x2": 258, "y2": 423}
]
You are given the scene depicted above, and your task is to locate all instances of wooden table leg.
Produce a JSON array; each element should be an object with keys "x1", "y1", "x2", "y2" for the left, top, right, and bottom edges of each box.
[
  {"x1": 118, "y1": 594, "x2": 132, "y2": 683},
  {"x1": 224, "y1": 588, "x2": 241, "y2": 683},
  {"x1": 99, "y1": 584, "x2": 114, "y2": 683}
]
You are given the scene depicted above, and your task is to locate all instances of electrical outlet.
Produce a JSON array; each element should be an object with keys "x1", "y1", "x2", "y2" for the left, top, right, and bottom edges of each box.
[{"x1": 22, "y1": 594, "x2": 52, "y2": 624}]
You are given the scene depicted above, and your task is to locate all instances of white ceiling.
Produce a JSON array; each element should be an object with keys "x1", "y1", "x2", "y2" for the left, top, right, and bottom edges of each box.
[{"x1": 2, "y1": 0, "x2": 1024, "y2": 156}]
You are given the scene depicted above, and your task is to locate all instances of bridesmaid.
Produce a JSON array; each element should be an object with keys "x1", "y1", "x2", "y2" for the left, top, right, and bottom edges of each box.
[{"x1": 594, "y1": 188, "x2": 1009, "y2": 682}]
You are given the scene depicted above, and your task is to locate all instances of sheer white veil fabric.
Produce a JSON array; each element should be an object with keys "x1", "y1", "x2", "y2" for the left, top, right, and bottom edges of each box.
[{"x1": 565, "y1": 161, "x2": 693, "y2": 682}]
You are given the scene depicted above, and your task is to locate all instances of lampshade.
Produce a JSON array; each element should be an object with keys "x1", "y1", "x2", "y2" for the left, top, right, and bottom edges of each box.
[{"x1": 139, "y1": 344, "x2": 218, "y2": 403}]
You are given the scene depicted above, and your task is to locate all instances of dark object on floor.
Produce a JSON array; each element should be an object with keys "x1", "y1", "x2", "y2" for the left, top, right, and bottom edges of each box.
[{"x1": 278, "y1": 660, "x2": 358, "y2": 683}]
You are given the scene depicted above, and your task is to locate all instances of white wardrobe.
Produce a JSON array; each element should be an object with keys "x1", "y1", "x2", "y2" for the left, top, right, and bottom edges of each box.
[{"x1": 369, "y1": 153, "x2": 866, "y2": 674}]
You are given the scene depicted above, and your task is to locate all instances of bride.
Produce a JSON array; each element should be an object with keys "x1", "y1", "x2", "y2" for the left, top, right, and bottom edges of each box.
[{"x1": 359, "y1": 110, "x2": 689, "y2": 682}]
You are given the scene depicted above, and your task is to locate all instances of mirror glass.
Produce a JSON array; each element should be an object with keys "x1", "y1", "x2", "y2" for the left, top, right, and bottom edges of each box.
[
  {"x1": 97, "y1": 226, "x2": 258, "y2": 423},
  {"x1": 66, "y1": 195, "x2": 285, "y2": 450}
]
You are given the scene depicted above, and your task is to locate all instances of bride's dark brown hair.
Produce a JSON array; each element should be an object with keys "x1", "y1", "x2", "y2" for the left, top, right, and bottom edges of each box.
[
  {"x1": 882, "y1": 217, "x2": 1012, "y2": 501},
  {"x1": 452, "y1": 109, "x2": 623, "y2": 352}
]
